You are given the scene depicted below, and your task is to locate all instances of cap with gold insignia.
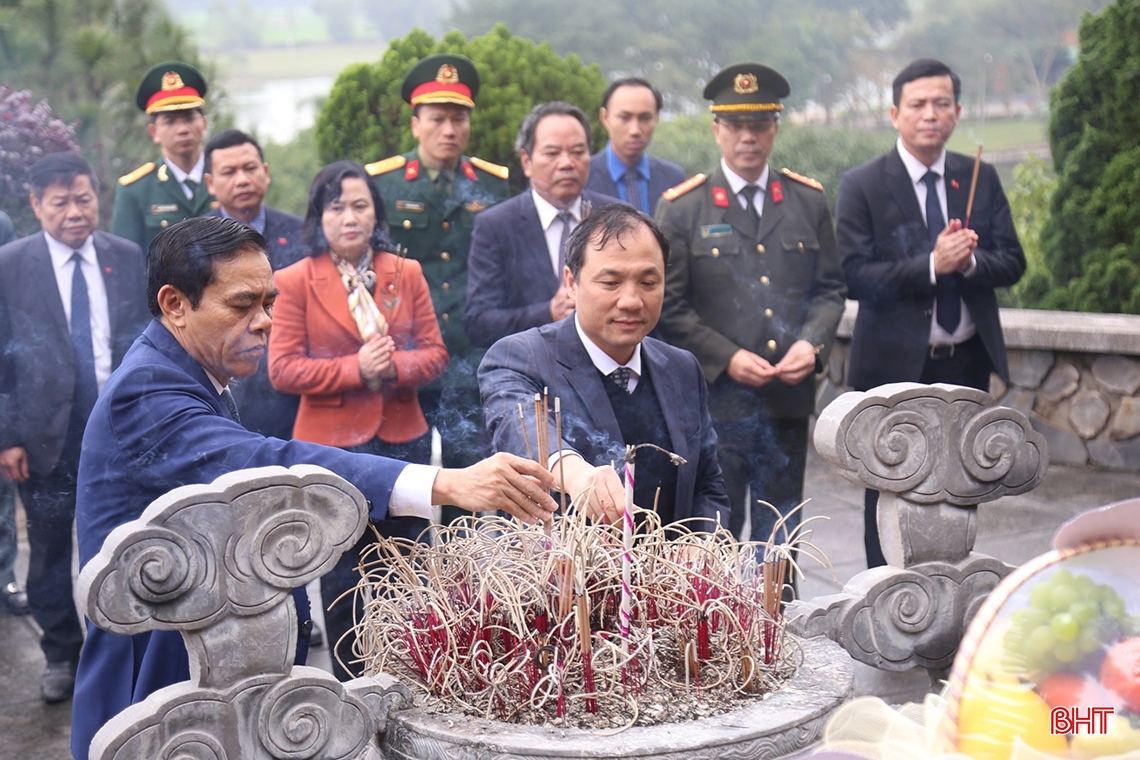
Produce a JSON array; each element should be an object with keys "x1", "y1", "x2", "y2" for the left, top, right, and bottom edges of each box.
[
  {"x1": 703, "y1": 63, "x2": 790, "y2": 120},
  {"x1": 400, "y1": 54, "x2": 480, "y2": 109},
  {"x1": 136, "y1": 61, "x2": 207, "y2": 115}
]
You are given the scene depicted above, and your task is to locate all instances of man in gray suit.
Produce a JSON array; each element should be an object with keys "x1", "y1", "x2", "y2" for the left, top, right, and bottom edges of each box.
[
  {"x1": 586, "y1": 78, "x2": 685, "y2": 217},
  {"x1": 465, "y1": 101, "x2": 621, "y2": 349},
  {"x1": 0, "y1": 153, "x2": 150, "y2": 702},
  {"x1": 479, "y1": 204, "x2": 728, "y2": 525}
]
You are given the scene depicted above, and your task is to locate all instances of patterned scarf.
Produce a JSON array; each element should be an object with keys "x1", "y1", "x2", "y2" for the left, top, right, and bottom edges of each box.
[{"x1": 330, "y1": 249, "x2": 387, "y2": 340}]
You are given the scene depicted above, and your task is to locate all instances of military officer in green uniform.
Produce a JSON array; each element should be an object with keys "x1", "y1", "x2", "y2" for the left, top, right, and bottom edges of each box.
[
  {"x1": 367, "y1": 54, "x2": 510, "y2": 520},
  {"x1": 655, "y1": 63, "x2": 846, "y2": 554},
  {"x1": 112, "y1": 61, "x2": 215, "y2": 252}
]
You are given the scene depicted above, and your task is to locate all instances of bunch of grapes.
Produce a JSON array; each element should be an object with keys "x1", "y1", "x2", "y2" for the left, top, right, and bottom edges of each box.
[{"x1": 1003, "y1": 569, "x2": 1137, "y2": 679}]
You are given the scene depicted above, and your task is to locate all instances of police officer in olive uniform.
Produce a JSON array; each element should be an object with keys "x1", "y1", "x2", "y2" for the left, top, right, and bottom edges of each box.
[
  {"x1": 112, "y1": 62, "x2": 215, "y2": 252},
  {"x1": 655, "y1": 63, "x2": 846, "y2": 550},
  {"x1": 367, "y1": 54, "x2": 510, "y2": 521}
]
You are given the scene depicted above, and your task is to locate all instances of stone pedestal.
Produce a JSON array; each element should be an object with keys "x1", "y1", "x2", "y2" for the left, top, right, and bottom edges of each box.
[{"x1": 789, "y1": 383, "x2": 1048, "y2": 672}]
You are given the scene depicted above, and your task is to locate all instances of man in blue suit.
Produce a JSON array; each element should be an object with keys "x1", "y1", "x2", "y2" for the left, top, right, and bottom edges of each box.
[
  {"x1": 203, "y1": 129, "x2": 307, "y2": 440},
  {"x1": 585, "y1": 78, "x2": 685, "y2": 217},
  {"x1": 71, "y1": 216, "x2": 557, "y2": 759},
  {"x1": 479, "y1": 204, "x2": 728, "y2": 525},
  {"x1": 465, "y1": 101, "x2": 621, "y2": 349}
]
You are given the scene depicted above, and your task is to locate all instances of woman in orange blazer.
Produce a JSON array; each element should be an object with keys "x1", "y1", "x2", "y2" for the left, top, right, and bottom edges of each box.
[{"x1": 268, "y1": 161, "x2": 447, "y2": 681}]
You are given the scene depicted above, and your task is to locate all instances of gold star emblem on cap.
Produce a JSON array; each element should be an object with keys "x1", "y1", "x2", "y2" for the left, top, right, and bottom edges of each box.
[
  {"x1": 734, "y1": 73, "x2": 759, "y2": 95},
  {"x1": 161, "y1": 72, "x2": 185, "y2": 91},
  {"x1": 436, "y1": 64, "x2": 459, "y2": 85}
]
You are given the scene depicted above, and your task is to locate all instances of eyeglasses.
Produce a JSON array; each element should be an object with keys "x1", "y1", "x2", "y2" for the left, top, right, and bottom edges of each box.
[{"x1": 716, "y1": 118, "x2": 778, "y2": 135}]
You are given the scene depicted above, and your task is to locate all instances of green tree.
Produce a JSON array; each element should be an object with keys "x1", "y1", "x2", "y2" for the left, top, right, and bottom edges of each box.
[
  {"x1": 315, "y1": 24, "x2": 607, "y2": 193},
  {"x1": 1039, "y1": 0, "x2": 1140, "y2": 314},
  {"x1": 1004, "y1": 154, "x2": 1057, "y2": 308},
  {"x1": 449, "y1": 0, "x2": 907, "y2": 112},
  {"x1": 263, "y1": 126, "x2": 322, "y2": 218},
  {"x1": 0, "y1": 0, "x2": 212, "y2": 224},
  {"x1": 0, "y1": 87, "x2": 80, "y2": 235}
]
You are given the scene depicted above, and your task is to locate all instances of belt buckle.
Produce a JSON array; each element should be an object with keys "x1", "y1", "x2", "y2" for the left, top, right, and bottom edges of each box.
[{"x1": 929, "y1": 343, "x2": 955, "y2": 360}]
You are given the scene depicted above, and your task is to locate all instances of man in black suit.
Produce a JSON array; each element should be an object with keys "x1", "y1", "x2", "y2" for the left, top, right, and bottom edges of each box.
[
  {"x1": 203, "y1": 129, "x2": 306, "y2": 440},
  {"x1": 479, "y1": 204, "x2": 728, "y2": 525},
  {"x1": 465, "y1": 101, "x2": 621, "y2": 348},
  {"x1": 835, "y1": 58, "x2": 1025, "y2": 567},
  {"x1": 0, "y1": 153, "x2": 149, "y2": 702},
  {"x1": 585, "y1": 78, "x2": 685, "y2": 217}
]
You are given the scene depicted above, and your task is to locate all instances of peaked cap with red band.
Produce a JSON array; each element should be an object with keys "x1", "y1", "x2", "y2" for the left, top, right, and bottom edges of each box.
[
  {"x1": 400, "y1": 54, "x2": 480, "y2": 110},
  {"x1": 136, "y1": 61, "x2": 207, "y2": 115}
]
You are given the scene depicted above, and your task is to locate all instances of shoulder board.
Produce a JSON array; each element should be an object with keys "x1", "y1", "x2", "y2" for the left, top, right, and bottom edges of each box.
[
  {"x1": 118, "y1": 162, "x2": 156, "y2": 186},
  {"x1": 468, "y1": 156, "x2": 509, "y2": 180},
  {"x1": 781, "y1": 168, "x2": 824, "y2": 192},
  {"x1": 364, "y1": 155, "x2": 407, "y2": 177},
  {"x1": 661, "y1": 174, "x2": 707, "y2": 202}
]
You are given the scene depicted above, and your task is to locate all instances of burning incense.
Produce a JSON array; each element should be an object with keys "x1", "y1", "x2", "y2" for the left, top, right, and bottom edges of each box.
[
  {"x1": 964, "y1": 143, "x2": 983, "y2": 228},
  {"x1": 518, "y1": 402, "x2": 533, "y2": 462},
  {"x1": 620, "y1": 451, "x2": 635, "y2": 652}
]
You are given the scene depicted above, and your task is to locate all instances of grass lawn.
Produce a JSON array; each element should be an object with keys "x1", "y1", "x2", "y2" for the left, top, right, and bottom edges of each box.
[
  {"x1": 946, "y1": 116, "x2": 1048, "y2": 152},
  {"x1": 214, "y1": 42, "x2": 388, "y2": 84}
]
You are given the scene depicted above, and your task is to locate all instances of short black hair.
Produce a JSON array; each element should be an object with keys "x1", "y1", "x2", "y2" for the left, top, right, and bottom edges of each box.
[
  {"x1": 204, "y1": 129, "x2": 264, "y2": 174},
  {"x1": 515, "y1": 101, "x2": 592, "y2": 156},
  {"x1": 28, "y1": 152, "x2": 99, "y2": 198},
  {"x1": 564, "y1": 203, "x2": 669, "y2": 278},
  {"x1": 892, "y1": 59, "x2": 961, "y2": 107},
  {"x1": 601, "y1": 78, "x2": 663, "y2": 113},
  {"x1": 301, "y1": 161, "x2": 392, "y2": 257},
  {"x1": 146, "y1": 216, "x2": 268, "y2": 317}
]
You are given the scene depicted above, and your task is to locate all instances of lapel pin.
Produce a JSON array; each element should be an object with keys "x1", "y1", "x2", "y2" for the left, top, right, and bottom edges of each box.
[
  {"x1": 712, "y1": 187, "x2": 729, "y2": 208},
  {"x1": 770, "y1": 180, "x2": 784, "y2": 204},
  {"x1": 104, "y1": 267, "x2": 113, "y2": 274},
  {"x1": 278, "y1": 237, "x2": 288, "y2": 245},
  {"x1": 951, "y1": 179, "x2": 960, "y2": 190}
]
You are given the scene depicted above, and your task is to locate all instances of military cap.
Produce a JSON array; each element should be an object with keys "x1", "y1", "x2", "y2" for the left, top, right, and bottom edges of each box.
[
  {"x1": 703, "y1": 63, "x2": 790, "y2": 120},
  {"x1": 400, "y1": 54, "x2": 480, "y2": 109},
  {"x1": 136, "y1": 61, "x2": 207, "y2": 115}
]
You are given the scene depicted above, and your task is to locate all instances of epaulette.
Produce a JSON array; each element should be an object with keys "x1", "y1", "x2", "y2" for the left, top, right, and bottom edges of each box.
[
  {"x1": 118, "y1": 162, "x2": 155, "y2": 186},
  {"x1": 781, "y1": 168, "x2": 824, "y2": 192},
  {"x1": 661, "y1": 173, "x2": 707, "y2": 201},
  {"x1": 468, "y1": 156, "x2": 509, "y2": 180},
  {"x1": 364, "y1": 155, "x2": 407, "y2": 177}
]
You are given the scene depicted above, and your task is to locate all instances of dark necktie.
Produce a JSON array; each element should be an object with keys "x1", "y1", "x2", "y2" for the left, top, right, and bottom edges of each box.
[
  {"x1": 435, "y1": 170, "x2": 453, "y2": 198},
  {"x1": 923, "y1": 170, "x2": 961, "y2": 333},
  {"x1": 740, "y1": 185, "x2": 761, "y2": 239},
  {"x1": 220, "y1": 387, "x2": 241, "y2": 424},
  {"x1": 69, "y1": 252, "x2": 99, "y2": 419},
  {"x1": 623, "y1": 167, "x2": 642, "y2": 213},
  {"x1": 556, "y1": 210, "x2": 574, "y2": 275},
  {"x1": 184, "y1": 177, "x2": 198, "y2": 198},
  {"x1": 609, "y1": 367, "x2": 632, "y2": 393}
]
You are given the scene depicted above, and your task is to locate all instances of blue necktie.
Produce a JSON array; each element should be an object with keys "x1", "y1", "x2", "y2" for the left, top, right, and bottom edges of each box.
[
  {"x1": 623, "y1": 167, "x2": 642, "y2": 213},
  {"x1": 923, "y1": 171, "x2": 961, "y2": 333},
  {"x1": 69, "y1": 253, "x2": 99, "y2": 419}
]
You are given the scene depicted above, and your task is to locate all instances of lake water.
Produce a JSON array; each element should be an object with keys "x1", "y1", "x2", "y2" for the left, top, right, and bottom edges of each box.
[{"x1": 228, "y1": 76, "x2": 334, "y2": 144}]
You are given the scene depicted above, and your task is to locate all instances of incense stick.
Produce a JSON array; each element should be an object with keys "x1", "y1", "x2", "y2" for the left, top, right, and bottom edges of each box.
[{"x1": 965, "y1": 143, "x2": 983, "y2": 228}]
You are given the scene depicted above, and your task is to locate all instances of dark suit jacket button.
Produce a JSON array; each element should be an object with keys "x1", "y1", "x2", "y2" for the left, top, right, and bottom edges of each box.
[
  {"x1": 924, "y1": 309, "x2": 933, "y2": 316},
  {"x1": 299, "y1": 619, "x2": 313, "y2": 638}
]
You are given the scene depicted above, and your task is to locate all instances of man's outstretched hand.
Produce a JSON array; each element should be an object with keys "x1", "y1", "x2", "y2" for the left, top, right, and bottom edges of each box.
[{"x1": 432, "y1": 452, "x2": 558, "y2": 524}]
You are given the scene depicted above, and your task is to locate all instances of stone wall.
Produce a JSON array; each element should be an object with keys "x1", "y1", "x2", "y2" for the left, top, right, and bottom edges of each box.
[{"x1": 818, "y1": 304, "x2": 1140, "y2": 472}]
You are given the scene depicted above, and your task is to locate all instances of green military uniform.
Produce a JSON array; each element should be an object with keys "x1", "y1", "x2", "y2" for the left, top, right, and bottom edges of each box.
[
  {"x1": 112, "y1": 61, "x2": 214, "y2": 252},
  {"x1": 369, "y1": 150, "x2": 509, "y2": 394},
  {"x1": 111, "y1": 159, "x2": 215, "y2": 253},
  {"x1": 655, "y1": 62, "x2": 847, "y2": 549}
]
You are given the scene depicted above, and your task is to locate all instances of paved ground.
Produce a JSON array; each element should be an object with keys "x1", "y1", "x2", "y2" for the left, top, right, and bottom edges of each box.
[{"x1": 3, "y1": 447, "x2": 1138, "y2": 759}]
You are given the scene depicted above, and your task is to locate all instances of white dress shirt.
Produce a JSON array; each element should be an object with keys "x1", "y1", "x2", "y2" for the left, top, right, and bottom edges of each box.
[
  {"x1": 720, "y1": 158, "x2": 770, "y2": 216},
  {"x1": 165, "y1": 154, "x2": 205, "y2": 200},
  {"x1": 895, "y1": 138, "x2": 977, "y2": 344},
  {"x1": 531, "y1": 189, "x2": 583, "y2": 277},
  {"x1": 45, "y1": 232, "x2": 112, "y2": 393}
]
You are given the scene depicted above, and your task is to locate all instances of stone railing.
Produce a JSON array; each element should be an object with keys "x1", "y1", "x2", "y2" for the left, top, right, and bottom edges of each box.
[
  {"x1": 818, "y1": 303, "x2": 1140, "y2": 471},
  {"x1": 76, "y1": 465, "x2": 411, "y2": 760},
  {"x1": 789, "y1": 382, "x2": 1048, "y2": 674}
]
